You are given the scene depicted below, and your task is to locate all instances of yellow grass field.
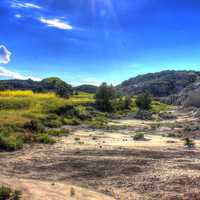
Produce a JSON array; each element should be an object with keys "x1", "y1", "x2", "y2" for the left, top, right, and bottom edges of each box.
[{"x1": 0, "y1": 90, "x2": 94, "y2": 125}]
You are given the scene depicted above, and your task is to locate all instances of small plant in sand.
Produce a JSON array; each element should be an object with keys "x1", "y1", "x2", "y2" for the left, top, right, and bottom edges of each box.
[
  {"x1": 70, "y1": 187, "x2": 75, "y2": 197},
  {"x1": 92, "y1": 136, "x2": 98, "y2": 140},
  {"x1": 74, "y1": 137, "x2": 80, "y2": 141},
  {"x1": 0, "y1": 185, "x2": 21, "y2": 200},
  {"x1": 184, "y1": 138, "x2": 195, "y2": 148},
  {"x1": 133, "y1": 132, "x2": 145, "y2": 141}
]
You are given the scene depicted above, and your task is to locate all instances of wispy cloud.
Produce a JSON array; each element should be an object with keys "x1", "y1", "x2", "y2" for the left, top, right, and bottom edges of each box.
[
  {"x1": 0, "y1": 45, "x2": 11, "y2": 64},
  {"x1": 11, "y1": 1, "x2": 41, "y2": 9},
  {"x1": 0, "y1": 66, "x2": 41, "y2": 81},
  {"x1": 39, "y1": 17, "x2": 73, "y2": 30},
  {"x1": 15, "y1": 14, "x2": 22, "y2": 18}
]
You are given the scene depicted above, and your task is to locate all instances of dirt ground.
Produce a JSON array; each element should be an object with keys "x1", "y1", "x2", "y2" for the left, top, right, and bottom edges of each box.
[{"x1": 1, "y1": 109, "x2": 200, "y2": 200}]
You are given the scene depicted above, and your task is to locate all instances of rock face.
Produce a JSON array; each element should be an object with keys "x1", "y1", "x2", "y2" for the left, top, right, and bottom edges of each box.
[{"x1": 118, "y1": 70, "x2": 200, "y2": 97}]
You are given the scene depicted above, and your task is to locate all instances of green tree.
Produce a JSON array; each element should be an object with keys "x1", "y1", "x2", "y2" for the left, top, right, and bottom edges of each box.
[
  {"x1": 135, "y1": 92, "x2": 152, "y2": 110},
  {"x1": 124, "y1": 96, "x2": 132, "y2": 110},
  {"x1": 95, "y1": 83, "x2": 116, "y2": 112}
]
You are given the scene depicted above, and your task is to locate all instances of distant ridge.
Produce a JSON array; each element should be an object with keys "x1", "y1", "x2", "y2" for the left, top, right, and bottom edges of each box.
[
  {"x1": 74, "y1": 84, "x2": 98, "y2": 93},
  {"x1": 117, "y1": 70, "x2": 200, "y2": 97},
  {"x1": 0, "y1": 77, "x2": 73, "y2": 95}
]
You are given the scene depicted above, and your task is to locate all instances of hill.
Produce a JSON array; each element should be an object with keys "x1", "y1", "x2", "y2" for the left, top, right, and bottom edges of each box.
[
  {"x1": 0, "y1": 77, "x2": 73, "y2": 97},
  {"x1": 117, "y1": 70, "x2": 200, "y2": 97},
  {"x1": 74, "y1": 84, "x2": 98, "y2": 93}
]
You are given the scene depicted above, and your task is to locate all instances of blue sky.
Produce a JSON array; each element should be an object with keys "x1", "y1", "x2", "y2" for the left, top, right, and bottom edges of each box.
[{"x1": 1, "y1": 0, "x2": 200, "y2": 85}]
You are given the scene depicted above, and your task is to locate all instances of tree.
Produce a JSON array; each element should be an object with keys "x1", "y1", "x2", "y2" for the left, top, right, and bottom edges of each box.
[
  {"x1": 135, "y1": 92, "x2": 152, "y2": 110},
  {"x1": 95, "y1": 83, "x2": 116, "y2": 112},
  {"x1": 124, "y1": 96, "x2": 132, "y2": 110}
]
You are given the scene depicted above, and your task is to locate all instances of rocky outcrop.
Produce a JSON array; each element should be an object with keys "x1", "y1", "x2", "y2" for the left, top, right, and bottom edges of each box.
[{"x1": 118, "y1": 70, "x2": 200, "y2": 97}]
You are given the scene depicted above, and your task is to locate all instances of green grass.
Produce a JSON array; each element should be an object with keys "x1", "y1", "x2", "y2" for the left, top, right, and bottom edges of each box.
[
  {"x1": 0, "y1": 91, "x2": 94, "y2": 126},
  {"x1": 151, "y1": 100, "x2": 173, "y2": 113},
  {"x1": 36, "y1": 133, "x2": 56, "y2": 144},
  {"x1": 130, "y1": 96, "x2": 173, "y2": 113}
]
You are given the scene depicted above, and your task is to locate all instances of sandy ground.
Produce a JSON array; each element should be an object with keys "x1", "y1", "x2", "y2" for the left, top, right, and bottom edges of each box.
[{"x1": 1, "y1": 109, "x2": 200, "y2": 200}]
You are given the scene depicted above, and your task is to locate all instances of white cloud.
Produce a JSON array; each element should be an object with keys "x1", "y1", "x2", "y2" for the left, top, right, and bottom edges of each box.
[
  {"x1": 0, "y1": 45, "x2": 41, "y2": 81},
  {"x1": 15, "y1": 14, "x2": 22, "y2": 18},
  {"x1": 11, "y1": 1, "x2": 41, "y2": 9},
  {"x1": 0, "y1": 66, "x2": 41, "y2": 81},
  {"x1": 39, "y1": 17, "x2": 73, "y2": 30},
  {"x1": 81, "y1": 78, "x2": 102, "y2": 86},
  {"x1": 0, "y1": 45, "x2": 11, "y2": 64}
]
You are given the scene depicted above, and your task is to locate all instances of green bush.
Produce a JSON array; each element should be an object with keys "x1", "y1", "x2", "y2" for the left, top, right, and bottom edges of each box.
[
  {"x1": 62, "y1": 118, "x2": 81, "y2": 126},
  {"x1": 74, "y1": 137, "x2": 80, "y2": 141},
  {"x1": 159, "y1": 112, "x2": 176, "y2": 120},
  {"x1": 123, "y1": 96, "x2": 132, "y2": 110},
  {"x1": 43, "y1": 119, "x2": 62, "y2": 128},
  {"x1": 52, "y1": 105, "x2": 75, "y2": 116},
  {"x1": 135, "y1": 109, "x2": 152, "y2": 120},
  {"x1": 0, "y1": 186, "x2": 21, "y2": 200},
  {"x1": 46, "y1": 128, "x2": 70, "y2": 137},
  {"x1": 167, "y1": 132, "x2": 177, "y2": 138},
  {"x1": 36, "y1": 133, "x2": 56, "y2": 144},
  {"x1": 135, "y1": 92, "x2": 152, "y2": 110},
  {"x1": 70, "y1": 187, "x2": 75, "y2": 197},
  {"x1": 87, "y1": 115, "x2": 108, "y2": 129},
  {"x1": 23, "y1": 120, "x2": 45, "y2": 133},
  {"x1": 184, "y1": 138, "x2": 195, "y2": 148},
  {"x1": 0, "y1": 133, "x2": 23, "y2": 151},
  {"x1": 133, "y1": 132, "x2": 145, "y2": 141},
  {"x1": 0, "y1": 98, "x2": 31, "y2": 110},
  {"x1": 74, "y1": 106, "x2": 91, "y2": 120}
]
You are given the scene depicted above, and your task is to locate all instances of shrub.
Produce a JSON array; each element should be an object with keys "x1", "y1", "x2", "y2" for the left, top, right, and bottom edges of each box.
[
  {"x1": 0, "y1": 133, "x2": 23, "y2": 151},
  {"x1": 0, "y1": 98, "x2": 31, "y2": 110},
  {"x1": 135, "y1": 92, "x2": 152, "y2": 110},
  {"x1": 23, "y1": 120, "x2": 45, "y2": 133},
  {"x1": 36, "y1": 133, "x2": 56, "y2": 144},
  {"x1": 62, "y1": 118, "x2": 81, "y2": 126},
  {"x1": 46, "y1": 128, "x2": 70, "y2": 137},
  {"x1": 74, "y1": 106, "x2": 91, "y2": 120},
  {"x1": 43, "y1": 119, "x2": 62, "y2": 128},
  {"x1": 135, "y1": 109, "x2": 152, "y2": 120},
  {"x1": 0, "y1": 186, "x2": 21, "y2": 200},
  {"x1": 167, "y1": 132, "x2": 177, "y2": 138},
  {"x1": 70, "y1": 187, "x2": 75, "y2": 197},
  {"x1": 87, "y1": 115, "x2": 108, "y2": 129},
  {"x1": 133, "y1": 132, "x2": 145, "y2": 141},
  {"x1": 53, "y1": 105, "x2": 75, "y2": 116},
  {"x1": 159, "y1": 112, "x2": 176, "y2": 120},
  {"x1": 184, "y1": 138, "x2": 195, "y2": 148},
  {"x1": 92, "y1": 136, "x2": 98, "y2": 140},
  {"x1": 123, "y1": 96, "x2": 132, "y2": 110}
]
